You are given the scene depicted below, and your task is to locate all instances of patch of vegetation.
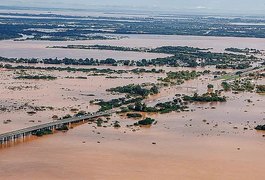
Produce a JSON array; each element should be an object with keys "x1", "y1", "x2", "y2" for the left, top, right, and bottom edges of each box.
[
  {"x1": 118, "y1": 107, "x2": 130, "y2": 113},
  {"x1": 50, "y1": 45, "x2": 151, "y2": 52},
  {"x1": 126, "y1": 113, "x2": 143, "y2": 118},
  {"x1": 75, "y1": 111, "x2": 87, "y2": 117},
  {"x1": 230, "y1": 79, "x2": 255, "y2": 92},
  {"x1": 155, "y1": 100, "x2": 188, "y2": 113},
  {"x1": 128, "y1": 98, "x2": 188, "y2": 114},
  {"x1": 96, "y1": 118, "x2": 104, "y2": 127},
  {"x1": 183, "y1": 93, "x2": 226, "y2": 102},
  {"x1": 0, "y1": 44, "x2": 259, "y2": 69},
  {"x1": 134, "y1": 118, "x2": 156, "y2": 126},
  {"x1": 256, "y1": 85, "x2": 265, "y2": 93},
  {"x1": 107, "y1": 84, "x2": 159, "y2": 97},
  {"x1": 1, "y1": 64, "x2": 164, "y2": 76},
  {"x1": 62, "y1": 114, "x2": 72, "y2": 119},
  {"x1": 207, "y1": 84, "x2": 214, "y2": 89},
  {"x1": 255, "y1": 125, "x2": 265, "y2": 131},
  {"x1": 32, "y1": 129, "x2": 53, "y2": 137},
  {"x1": 216, "y1": 63, "x2": 251, "y2": 70},
  {"x1": 94, "y1": 97, "x2": 144, "y2": 111},
  {"x1": 15, "y1": 75, "x2": 57, "y2": 80},
  {"x1": 158, "y1": 70, "x2": 207, "y2": 85},
  {"x1": 221, "y1": 81, "x2": 232, "y2": 91},
  {"x1": 225, "y1": 48, "x2": 262, "y2": 55},
  {"x1": 113, "y1": 121, "x2": 121, "y2": 128}
]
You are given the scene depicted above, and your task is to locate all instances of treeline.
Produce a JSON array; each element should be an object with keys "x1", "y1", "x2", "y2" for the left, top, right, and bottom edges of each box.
[
  {"x1": 49, "y1": 45, "x2": 150, "y2": 52},
  {"x1": 15, "y1": 75, "x2": 57, "y2": 80},
  {"x1": 216, "y1": 63, "x2": 251, "y2": 70},
  {"x1": 50, "y1": 45, "x2": 206, "y2": 54},
  {"x1": 0, "y1": 64, "x2": 164, "y2": 75},
  {"x1": 225, "y1": 47, "x2": 262, "y2": 55},
  {"x1": 0, "y1": 45, "x2": 258, "y2": 69}
]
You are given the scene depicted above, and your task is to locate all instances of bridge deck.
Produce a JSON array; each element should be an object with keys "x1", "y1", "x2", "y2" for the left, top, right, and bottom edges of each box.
[{"x1": 0, "y1": 111, "x2": 110, "y2": 141}]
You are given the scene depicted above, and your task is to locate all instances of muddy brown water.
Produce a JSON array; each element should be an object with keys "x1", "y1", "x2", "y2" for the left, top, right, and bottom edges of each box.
[
  {"x1": 0, "y1": 36, "x2": 265, "y2": 179},
  {"x1": 1, "y1": 35, "x2": 265, "y2": 59}
]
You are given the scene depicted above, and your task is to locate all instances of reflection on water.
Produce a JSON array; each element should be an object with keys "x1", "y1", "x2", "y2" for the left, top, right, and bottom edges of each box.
[
  {"x1": 0, "y1": 120, "x2": 92, "y2": 149},
  {"x1": 0, "y1": 135, "x2": 38, "y2": 149}
]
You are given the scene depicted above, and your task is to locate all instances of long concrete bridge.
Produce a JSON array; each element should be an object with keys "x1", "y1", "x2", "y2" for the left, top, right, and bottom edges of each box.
[{"x1": 0, "y1": 111, "x2": 112, "y2": 144}]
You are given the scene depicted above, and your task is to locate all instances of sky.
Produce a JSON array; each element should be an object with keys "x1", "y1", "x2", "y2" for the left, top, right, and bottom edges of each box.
[{"x1": 1, "y1": 0, "x2": 265, "y2": 15}]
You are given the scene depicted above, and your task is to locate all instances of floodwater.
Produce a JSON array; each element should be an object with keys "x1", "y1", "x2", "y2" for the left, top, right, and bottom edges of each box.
[
  {"x1": 0, "y1": 67, "x2": 161, "y2": 133},
  {"x1": 0, "y1": 35, "x2": 265, "y2": 179},
  {"x1": 0, "y1": 64, "x2": 265, "y2": 179},
  {"x1": 0, "y1": 39, "x2": 169, "y2": 60},
  {"x1": 1, "y1": 35, "x2": 265, "y2": 59}
]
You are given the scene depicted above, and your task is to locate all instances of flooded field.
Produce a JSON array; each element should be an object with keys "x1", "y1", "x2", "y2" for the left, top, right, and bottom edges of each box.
[
  {"x1": 0, "y1": 35, "x2": 265, "y2": 180},
  {"x1": 0, "y1": 39, "x2": 169, "y2": 60},
  {"x1": 1, "y1": 35, "x2": 265, "y2": 59},
  {"x1": 0, "y1": 67, "x2": 163, "y2": 133},
  {"x1": 0, "y1": 62, "x2": 265, "y2": 179}
]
